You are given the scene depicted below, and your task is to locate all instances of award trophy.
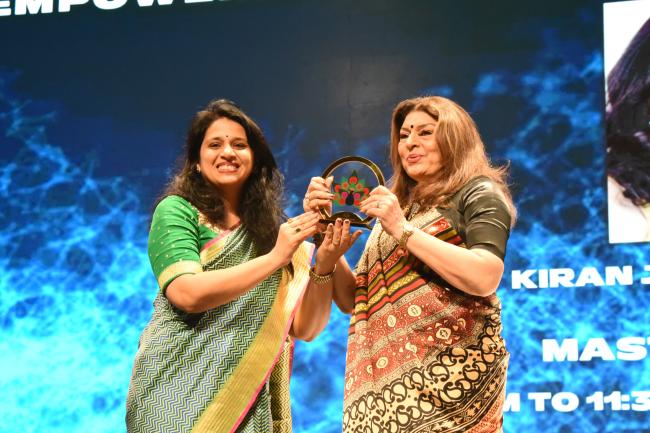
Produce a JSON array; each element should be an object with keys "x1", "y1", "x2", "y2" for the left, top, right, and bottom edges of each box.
[{"x1": 319, "y1": 156, "x2": 386, "y2": 229}]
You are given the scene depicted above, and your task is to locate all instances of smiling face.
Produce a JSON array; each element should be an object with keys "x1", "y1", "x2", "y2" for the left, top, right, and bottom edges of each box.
[
  {"x1": 397, "y1": 110, "x2": 441, "y2": 184},
  {"x1": 197, "y1": 117, "x2": 253, "y2": 198}
]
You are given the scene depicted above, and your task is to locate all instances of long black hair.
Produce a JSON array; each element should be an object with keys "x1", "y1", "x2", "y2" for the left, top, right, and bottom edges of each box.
[
  {"x1": 162, "y1": 99, "x2": 284, "y2": 254},
  {"x1": 607, "y1": 18, "x2": 650, "y2": 206}
]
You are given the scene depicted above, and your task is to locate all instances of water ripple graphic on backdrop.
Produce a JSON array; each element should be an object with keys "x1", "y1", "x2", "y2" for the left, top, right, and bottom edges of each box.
[
  {"x1": 0, "y1": 72, "x2": 152, "y2": 432},
  {"x1": 466, "y1": 31, "x2": 650, "y2": 433},
  {"x1": 2, "y1": 31, "x2": 650, "y2": 433}
]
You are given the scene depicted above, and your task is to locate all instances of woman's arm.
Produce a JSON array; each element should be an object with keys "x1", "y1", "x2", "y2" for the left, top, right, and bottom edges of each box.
[
  {"x1": 167, "y1": 253, "x2": 286, "y2": 314},
  {"x1": 331, "y1": 256, "x2": 357, "y2": 314},
  {"x1": 290, "y1": 278, "x2": 333, "y2": 342},
  {"x1": 290, "y1": 218, "x2": 361, "y2": 340},
  {"x1": 166, "y1": 212, "x2": 321, "y2": 313},
  {"x1": 398, "y1": 230, "x2": 504, "y2": 296},
  {"x1": 361, "y1": 184, "x2": 510, "y2": 297},
  {"x1": 302, "y1": 177, "x2": 361, "y2": 314}
]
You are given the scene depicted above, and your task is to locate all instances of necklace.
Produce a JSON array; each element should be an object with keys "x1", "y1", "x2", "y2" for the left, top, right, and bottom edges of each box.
[{"x1": 198, "y1": 212, "x2": 241, "y2": 233}]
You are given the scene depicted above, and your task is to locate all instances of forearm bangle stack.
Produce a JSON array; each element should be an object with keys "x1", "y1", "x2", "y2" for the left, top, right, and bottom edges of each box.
[{"x1": 309, "y1": 264, "x2": 336, "y2": 285}]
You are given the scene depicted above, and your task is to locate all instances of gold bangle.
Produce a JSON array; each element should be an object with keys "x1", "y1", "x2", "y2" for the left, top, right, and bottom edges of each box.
[
  {"x1": 398, "y1": 222, "x2": 415, "y2": 249},
  {"x1": 309, "y1": 264, "x2": 336, "y2": 285}
]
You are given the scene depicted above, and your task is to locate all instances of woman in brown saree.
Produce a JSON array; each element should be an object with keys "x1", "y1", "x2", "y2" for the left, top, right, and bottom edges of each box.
[{"x1": 305, "y1": 96, "x2": 516, "y2": 433}]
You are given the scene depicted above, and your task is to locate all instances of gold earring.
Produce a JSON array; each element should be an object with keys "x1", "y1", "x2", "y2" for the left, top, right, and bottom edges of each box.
[{"x1": 196, "y1": 165, "x2": 201, "y2": 173}]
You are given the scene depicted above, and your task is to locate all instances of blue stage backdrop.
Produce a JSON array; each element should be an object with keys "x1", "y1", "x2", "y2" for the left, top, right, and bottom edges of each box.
[{"x1": 2, "y1": 0, "x2": 649, "y2": 432}]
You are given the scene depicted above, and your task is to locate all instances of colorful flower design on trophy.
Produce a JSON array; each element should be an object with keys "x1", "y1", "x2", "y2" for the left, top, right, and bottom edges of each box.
[
  {"x1": 333, "y1": 170, "x2": 370, "y2": 208},
  {"x1": 320, "y1": 155, "x2": 385, "y2": 229}
]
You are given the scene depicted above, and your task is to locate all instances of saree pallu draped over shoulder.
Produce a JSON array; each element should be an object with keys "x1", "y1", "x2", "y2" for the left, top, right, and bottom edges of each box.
[
  {"x1": 126, "y1": 209, "x2": 313, "y2": 433},
  {"x1": 343, "y1": 202, "x2": 509, "y2": 433}
]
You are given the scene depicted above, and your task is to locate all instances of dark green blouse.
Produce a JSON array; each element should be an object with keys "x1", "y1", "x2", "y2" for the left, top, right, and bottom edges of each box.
[{"x1": 437, "y1": 176, "x2": 512, "y2": 260}]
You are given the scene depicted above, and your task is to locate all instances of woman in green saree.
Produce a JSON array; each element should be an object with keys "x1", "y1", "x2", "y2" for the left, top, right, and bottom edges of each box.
[{"x1": 126, "y1": 99, "x2": 359, "y2": 433}]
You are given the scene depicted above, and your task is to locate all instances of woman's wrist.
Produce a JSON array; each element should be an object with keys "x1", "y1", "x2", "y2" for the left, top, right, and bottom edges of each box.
[
  {"x1": 387, "y1": 218, "x2": 407, "y2": 240},
  {"x1": 310, "y1": 264, "x2": 337, "y2": 285},
  {"x1": 266, "y1": 249, "x2": 290, "y2": 270},
  {"x1": 314, "y1": 260, "x2": 336, "y2": 275},
  {"x1": 314, "y1": 248, "x2": 338, "y2": 274},
  {"x1": 397, "y1": 222, "x2": 415, "y2": 249}
]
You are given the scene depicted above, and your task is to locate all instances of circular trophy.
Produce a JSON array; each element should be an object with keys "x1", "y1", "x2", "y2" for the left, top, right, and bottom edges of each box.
[{"x1": 320, "y1": 156, "x2": 386, "y2": 229}]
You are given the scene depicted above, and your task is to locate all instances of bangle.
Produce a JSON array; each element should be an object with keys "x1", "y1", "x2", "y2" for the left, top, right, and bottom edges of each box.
[
  {"x1": 309, "y1": 264, "x2": 336, "y2": 285},
  {"x1": 398, "y1": 222, "x2": 415, "y2": 249}
]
